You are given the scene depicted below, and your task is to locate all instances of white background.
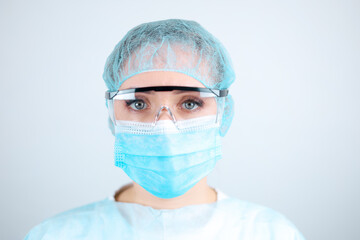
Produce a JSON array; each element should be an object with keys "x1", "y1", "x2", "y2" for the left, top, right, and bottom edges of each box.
[{"x1": 1, "y1": 0, "x2": 359, "y2": 239}]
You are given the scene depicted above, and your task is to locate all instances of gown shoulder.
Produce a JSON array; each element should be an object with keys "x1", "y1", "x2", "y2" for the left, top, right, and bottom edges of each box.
[{"x1": 24, "y1": 198, "x2": 115, "y2": 240}]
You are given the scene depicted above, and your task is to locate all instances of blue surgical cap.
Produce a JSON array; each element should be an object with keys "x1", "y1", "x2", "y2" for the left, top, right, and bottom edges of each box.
[{"x1": 102, "y1": 19, "x2": 235, "y2": 136}]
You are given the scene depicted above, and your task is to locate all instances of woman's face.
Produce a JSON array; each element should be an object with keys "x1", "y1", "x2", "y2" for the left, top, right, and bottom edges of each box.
[{"x1": 117, "y1": 71, "x2": 217, "y2": 122}]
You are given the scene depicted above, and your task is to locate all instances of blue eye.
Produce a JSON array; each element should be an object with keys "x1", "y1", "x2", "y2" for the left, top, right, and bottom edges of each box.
[
  {"x1": 182, "y1": 101, "x2": 199, "y2": 110},
  {"x1": 127, "y1": 100, "x2": 147, "y2": 110}
]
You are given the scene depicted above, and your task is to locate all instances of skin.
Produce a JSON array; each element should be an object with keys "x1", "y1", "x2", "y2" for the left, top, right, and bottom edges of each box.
[{"x1": 114, "y1": 71, "x2": 218, "y2": 209}]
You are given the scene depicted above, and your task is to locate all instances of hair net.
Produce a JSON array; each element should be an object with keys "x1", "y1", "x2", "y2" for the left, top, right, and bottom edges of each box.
[{"x1": 103, "y1": 19, "x2": 235, "y2": 136}]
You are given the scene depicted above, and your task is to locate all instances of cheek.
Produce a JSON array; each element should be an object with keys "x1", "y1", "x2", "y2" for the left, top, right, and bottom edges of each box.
[
  {"x1": 113, "y1": 101, "x2": 126, "y2": 120},
  {"x1": 204, "y1": 99, "x2": 218, "y2": 115}
]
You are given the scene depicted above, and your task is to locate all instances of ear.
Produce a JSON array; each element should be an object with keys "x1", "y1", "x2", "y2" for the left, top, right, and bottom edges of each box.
[{"x1": 219, "y1": 94, "x2": 234, "y2": 137}]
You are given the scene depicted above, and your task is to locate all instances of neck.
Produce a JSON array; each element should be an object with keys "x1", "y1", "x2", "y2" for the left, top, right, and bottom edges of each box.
[{"x1": 115, "y1": 177, "x2": 217, "y2": 209}]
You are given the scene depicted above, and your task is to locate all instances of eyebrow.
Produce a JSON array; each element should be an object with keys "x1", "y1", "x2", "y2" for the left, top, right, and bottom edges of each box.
[
  {"x1": 134, "y1": 91, "x2": 155, "y2": 95},
  {"x1": 173, "y1": 90, "x2": 198, "y2": 95},
  {"x1": 129, "y1": 86, "x2": 202, "y2": 96},
  {"x1": 133, "y1": 86, "x2": 205, "y2": 92},
  {"x1": 135, "y1": 90, "x2": 192, "y2": 95}
]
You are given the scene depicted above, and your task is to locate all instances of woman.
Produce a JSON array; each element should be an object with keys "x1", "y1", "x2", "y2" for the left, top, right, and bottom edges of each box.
[{"x1": 25, "y1": 19, "x2": 306, "y2": 240}]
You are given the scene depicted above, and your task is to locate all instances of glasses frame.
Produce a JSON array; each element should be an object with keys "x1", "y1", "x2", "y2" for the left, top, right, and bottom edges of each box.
[{"x1": 105, "y1": 86, "x2": 229, "y2": 100}]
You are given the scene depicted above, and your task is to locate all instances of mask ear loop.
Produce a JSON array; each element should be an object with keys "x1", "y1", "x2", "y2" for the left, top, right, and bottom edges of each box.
[{"x1": 153, "y1": 106, "x2": 178, "y2": 128}]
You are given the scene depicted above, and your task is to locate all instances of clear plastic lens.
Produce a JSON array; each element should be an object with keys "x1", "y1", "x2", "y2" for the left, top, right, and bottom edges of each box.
[
  {"x1": 112, "y1": 90, "x2": 218, "y2": 123},
  {"x1": 106, "y1": 88, "x2": 226, "y2": 132}
]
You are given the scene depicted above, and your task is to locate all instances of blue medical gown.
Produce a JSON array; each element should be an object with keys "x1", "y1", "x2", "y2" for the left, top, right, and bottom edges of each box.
[{"x1": 25, "y1": 189, "x2": 306, "y2": 240}]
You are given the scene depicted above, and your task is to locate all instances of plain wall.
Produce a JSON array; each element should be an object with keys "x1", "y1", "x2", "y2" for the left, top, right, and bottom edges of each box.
[{"x1": 0, "y1": 0, "x2": 359, "y2": 239}]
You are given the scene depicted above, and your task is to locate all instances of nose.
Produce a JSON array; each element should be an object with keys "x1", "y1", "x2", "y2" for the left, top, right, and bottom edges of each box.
[
  {"x1": 157, "y1": 111, "x2": 173, "y2": 121},
  {"x1": 154, "y1": 106, "x2": 177, "y2": 123}
]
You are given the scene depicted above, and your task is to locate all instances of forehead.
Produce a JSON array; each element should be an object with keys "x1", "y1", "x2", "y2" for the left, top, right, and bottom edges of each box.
[{"x1": 118, "y1": 71, "x2": 206, "y2": 90}]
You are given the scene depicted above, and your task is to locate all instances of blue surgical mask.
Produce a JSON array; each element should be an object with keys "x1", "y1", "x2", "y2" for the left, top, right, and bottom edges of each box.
[{"x1": 114, "y1": 116, "x2": 222, "y2": 199}]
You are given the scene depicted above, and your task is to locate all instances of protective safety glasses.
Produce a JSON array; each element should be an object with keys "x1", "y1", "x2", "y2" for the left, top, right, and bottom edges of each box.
[{"x1": 105, "y1": 86, "x2": 228, "y2": 130}]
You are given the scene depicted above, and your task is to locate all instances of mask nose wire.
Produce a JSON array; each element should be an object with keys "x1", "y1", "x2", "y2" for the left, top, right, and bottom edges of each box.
[{"x1": 153, "y1": 106, "x2": 178, "y2": 127}]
